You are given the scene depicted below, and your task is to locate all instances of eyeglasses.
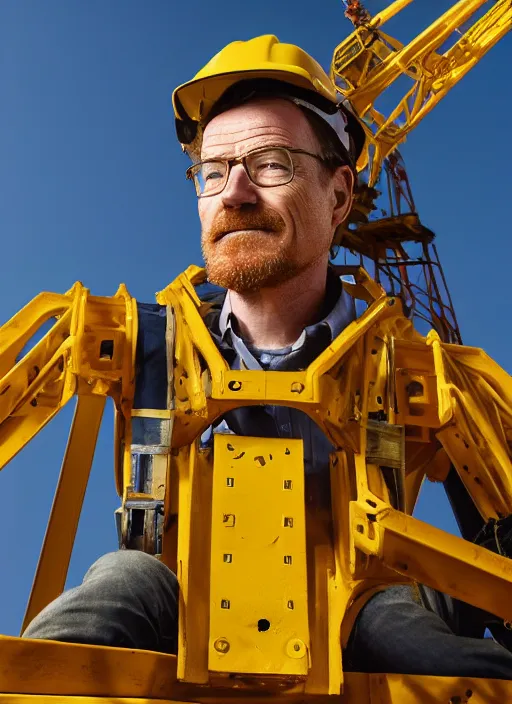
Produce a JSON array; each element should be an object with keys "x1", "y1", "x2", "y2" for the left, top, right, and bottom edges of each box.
[{"x1": 186, "y1": 145, "x2": 328, "y2": 198}]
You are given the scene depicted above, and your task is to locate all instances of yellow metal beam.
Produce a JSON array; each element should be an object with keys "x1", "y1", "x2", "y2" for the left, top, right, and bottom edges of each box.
[
  {"x1": 370, "y1": 0, "x2": 414, "y2": 29},
  {"x1": 4, "y1": 631, "x2": 512, "y2": 703},
  {"x1": 352, "y1": 500, "x2": 512, "y2": 621},
  {"x1": 22, "y1": 394, "x2": 106, "y2": 632},
  {"x1": 0, "y1": 698, "x2": 182, "y2": 704},
  {"x1": 0, "y1": 635, "x2": 179, "y2": 699},
  {"x1": 0, "y1": 289, "x2": 74, "y2": 377},
  {"x1": 332, "y1": 0, "x2": 512, "y2": 182}
]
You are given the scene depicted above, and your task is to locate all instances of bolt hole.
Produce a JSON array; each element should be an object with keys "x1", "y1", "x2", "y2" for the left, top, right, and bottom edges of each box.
[
  {"x1": 258, "y1": 618, "x2": 271, "y2": 632},
  {"x1": 356, "y1": 524, "x2": 364, "y2": 533},
  {"x1": 99, "y1": 339, "x2": 114, "y2": 360},
  {"x1": 407, "y1": 380, "x2": 424, "y2": 397},
  {"x1": 366, "y1": 499, "x2": 377, "y2": 508},
  {"x1": 228, "y1": 380, "x2": 242, "y2": 391},
  {"x1": 376, "y1": 395, "x2": 383, "y2": 404}
]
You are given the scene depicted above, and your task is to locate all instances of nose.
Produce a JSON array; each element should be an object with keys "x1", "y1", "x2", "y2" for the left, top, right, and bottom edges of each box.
[{"x1": 221, "y1": 163, "x2": 258, "y2": 208}]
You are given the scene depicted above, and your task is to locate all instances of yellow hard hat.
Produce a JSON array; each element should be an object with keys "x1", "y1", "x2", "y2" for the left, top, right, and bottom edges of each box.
[{"x1": 173, "y1": 35, "x2": 365, "y2": 163}]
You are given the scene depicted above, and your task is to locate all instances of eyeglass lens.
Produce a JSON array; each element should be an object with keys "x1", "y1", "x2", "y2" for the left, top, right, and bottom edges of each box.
[{"x1": 193, "y1": 148, "x2": 294, "y2": 196}]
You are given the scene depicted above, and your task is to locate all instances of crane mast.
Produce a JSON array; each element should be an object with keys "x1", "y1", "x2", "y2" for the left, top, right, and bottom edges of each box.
[{"x1": 330, "y1": 0, "x2": 511, "y2": 346}]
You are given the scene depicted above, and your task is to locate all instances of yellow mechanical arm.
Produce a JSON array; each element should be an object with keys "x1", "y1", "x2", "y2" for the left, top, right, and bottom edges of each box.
[
  {"x1": 0, "y1": 283, "x2": 138, "y2": 629},
  {"x1": 332, "y1": 0, "x2": 512, "y2": 184}
]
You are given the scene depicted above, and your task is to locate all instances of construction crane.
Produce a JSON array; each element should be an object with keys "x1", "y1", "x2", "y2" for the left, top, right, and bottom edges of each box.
[
  {"x1": 333, "y1": 0, "x2": 512, "y2": 347},
  {"x1": 0, "y1": 2, "x2": 511, "y2": 702}
]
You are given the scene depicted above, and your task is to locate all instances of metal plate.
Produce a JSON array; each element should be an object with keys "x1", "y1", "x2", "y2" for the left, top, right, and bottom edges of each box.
[{"x1": 209, "y1": 435, "x2": 309, "y2": 676}]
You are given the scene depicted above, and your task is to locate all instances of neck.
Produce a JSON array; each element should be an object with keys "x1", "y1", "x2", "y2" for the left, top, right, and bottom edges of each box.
[{"x1": 228, "y1": 258, "x2": 329, "y2": 349}]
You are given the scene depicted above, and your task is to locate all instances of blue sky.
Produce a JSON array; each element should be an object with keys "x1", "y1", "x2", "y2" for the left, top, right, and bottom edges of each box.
[{"x1": 0, "y1": 1, "x2": 510, "y2": 636}]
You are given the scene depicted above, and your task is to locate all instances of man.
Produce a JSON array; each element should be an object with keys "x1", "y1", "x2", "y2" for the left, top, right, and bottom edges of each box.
[{"x1": 23, "y1": 35, "x2": 512, "y2": 679}]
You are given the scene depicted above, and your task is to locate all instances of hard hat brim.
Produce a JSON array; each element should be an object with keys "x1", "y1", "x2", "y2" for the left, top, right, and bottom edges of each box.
[{"x1": 173, "y1": 67, "x2": 337, "y2": 126}]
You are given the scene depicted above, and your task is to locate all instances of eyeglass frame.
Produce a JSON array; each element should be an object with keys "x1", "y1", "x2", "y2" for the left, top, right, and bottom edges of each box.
[{"x1": 185, "y1": 145, "x2": 337, "y2": 198}]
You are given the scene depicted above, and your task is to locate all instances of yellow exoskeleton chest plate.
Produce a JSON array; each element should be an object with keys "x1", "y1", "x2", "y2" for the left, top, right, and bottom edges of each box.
[{"x1": 1, "y1": 265, "x2": 512, "y2": 703}]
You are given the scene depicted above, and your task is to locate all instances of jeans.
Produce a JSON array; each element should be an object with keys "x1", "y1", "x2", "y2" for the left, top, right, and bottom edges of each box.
[
  {"x1": 23, "y1": 551, "x2": 178, "y2": 653},
  {"x1": 23, "y1": 550, "x2": 512, "y2": 678}
]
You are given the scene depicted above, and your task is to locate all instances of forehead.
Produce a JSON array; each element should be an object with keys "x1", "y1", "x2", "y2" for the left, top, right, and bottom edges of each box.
[{"x1": 201, "y1": 98, "x2": 318, "y2": 159}]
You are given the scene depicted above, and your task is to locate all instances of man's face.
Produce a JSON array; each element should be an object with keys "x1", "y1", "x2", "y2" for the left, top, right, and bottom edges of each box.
[{"x1": 198, "y1": 98, "x2": 353, "y2": 293}]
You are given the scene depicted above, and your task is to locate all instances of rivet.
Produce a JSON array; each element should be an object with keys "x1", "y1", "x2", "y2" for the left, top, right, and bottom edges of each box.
[
  {"x1": 214, "y1": 637, "x2": 230, "y2": 653},
  {"x1": 286, "y1": 638, "x2": 306, "y2": 658}
]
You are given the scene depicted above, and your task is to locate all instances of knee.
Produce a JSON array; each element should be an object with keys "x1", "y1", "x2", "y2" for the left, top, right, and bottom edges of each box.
[{"x1": 84, "y1": 550, "x2": 177, "y2": 590}]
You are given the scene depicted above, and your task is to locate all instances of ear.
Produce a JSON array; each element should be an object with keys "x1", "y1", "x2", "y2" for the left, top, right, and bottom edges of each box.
[{"x1": 331, "y1": 165, "x2": 354, "y2": 230}]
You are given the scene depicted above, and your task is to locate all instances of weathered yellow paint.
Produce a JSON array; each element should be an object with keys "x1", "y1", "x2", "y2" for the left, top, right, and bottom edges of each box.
[{"x1": 209, "y1": 435, "x2": 308, "y2": 676}]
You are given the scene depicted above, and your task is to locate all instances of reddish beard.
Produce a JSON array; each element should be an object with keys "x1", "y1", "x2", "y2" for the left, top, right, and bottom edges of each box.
[{"x1": 201, "y1": 206, "x2": 300, "y2": 293}]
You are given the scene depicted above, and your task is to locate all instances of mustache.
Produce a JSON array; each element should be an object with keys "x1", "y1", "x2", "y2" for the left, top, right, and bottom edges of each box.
[{"x1": 206, "y1": 206, "x2": 286, "y2": 242}]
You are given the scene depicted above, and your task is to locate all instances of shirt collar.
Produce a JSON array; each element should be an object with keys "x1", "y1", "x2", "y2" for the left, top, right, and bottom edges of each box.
[{"x1": 218, "y1": 267, "x2": 356, "y2": 351}]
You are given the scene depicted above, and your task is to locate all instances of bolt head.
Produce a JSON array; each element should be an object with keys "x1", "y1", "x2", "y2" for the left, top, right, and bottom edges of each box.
[{"x1": 213, "y1": 638, "x2": 230, "y2": 654}]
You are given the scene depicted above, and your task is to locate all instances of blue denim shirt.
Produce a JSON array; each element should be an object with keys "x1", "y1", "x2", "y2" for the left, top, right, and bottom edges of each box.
[{"x1": 200, "y1": 269, "x2": 358, "y2": 507}]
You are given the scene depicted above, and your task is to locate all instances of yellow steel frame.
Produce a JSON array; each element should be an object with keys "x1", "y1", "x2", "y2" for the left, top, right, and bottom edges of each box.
[
  {"x1": 331, "y1": 0, "x2": 512, "y2": 183},
  {"x1": 0, "y1": 2, "x2": 511, "y2": 700},
  {"x1": 2, "y1": 264, "x2": 512, "y2": 701},
  {"x1": 0, "y1": 282, "x2": 137, "y2": 622}
]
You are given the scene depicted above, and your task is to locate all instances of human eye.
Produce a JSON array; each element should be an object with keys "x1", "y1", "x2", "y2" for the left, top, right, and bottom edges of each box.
[
  {"x1": 254, "y1": 151, "x2": 288, "y2": 171},
  {"x1": 249, "y1": 149, "x2": 292, "y2": 183},
  {"x1": 201, "y1": 162, "x2": 225, "y2": 182}
]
